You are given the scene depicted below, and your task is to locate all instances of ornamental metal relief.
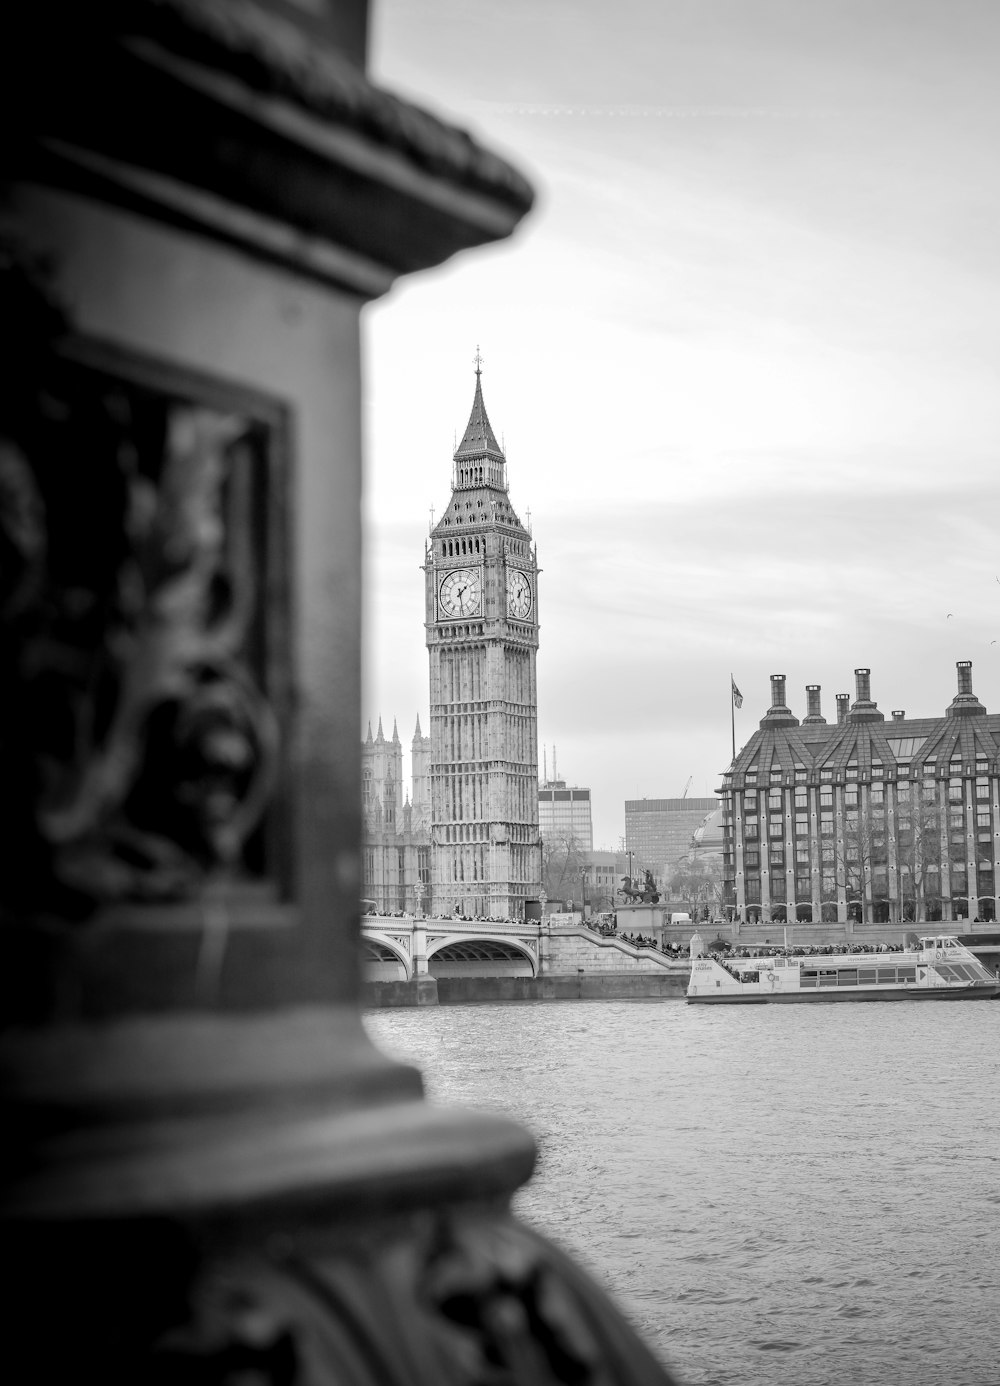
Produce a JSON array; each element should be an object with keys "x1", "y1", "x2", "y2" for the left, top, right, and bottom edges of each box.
[
  {"x1": 147, "y1": 1209, "x2": 676, "y2": 1385},
  {"x1": 0, "y1": 252, "x2": 285, "y2": 918}
]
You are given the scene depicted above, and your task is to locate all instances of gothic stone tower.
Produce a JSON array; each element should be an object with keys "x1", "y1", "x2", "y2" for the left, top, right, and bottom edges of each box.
[{"x1": 426, "y1": 363, "x2": 541, "y2": 918}]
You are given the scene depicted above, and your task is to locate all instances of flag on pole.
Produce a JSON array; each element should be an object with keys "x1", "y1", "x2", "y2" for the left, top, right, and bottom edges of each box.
[{"x1": 731, "y1": 677, "x2": 743, "y2": 709}]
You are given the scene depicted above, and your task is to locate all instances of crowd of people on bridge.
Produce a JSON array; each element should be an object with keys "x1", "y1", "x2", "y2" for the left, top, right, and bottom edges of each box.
[
  {"x1": 361, "y1": 905, "x2": 526, "y2": 925},
  {"x1": 584, "y1": 918, "x2": 688, "y2": 958}
]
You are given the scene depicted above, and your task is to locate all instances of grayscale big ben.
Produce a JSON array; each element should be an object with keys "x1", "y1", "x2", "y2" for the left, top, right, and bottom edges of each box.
[{"x1": 425, "y1": 358, "x2": 542, "y2": 918}]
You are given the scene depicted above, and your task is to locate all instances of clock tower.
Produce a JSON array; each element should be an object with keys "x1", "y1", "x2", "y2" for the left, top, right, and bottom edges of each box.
[{"x1": 425, "y1": 360, "x2": 541, "y2": 919}]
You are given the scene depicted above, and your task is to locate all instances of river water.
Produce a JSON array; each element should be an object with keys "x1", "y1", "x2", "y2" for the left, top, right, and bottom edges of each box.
[{"x1": 365, "y1": 998, "x2": 1000, "y2": 1386}]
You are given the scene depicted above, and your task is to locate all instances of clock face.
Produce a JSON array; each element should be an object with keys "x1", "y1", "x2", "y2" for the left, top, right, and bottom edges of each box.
[
  {"x1": 438, "y1": 568, "x2": 483, "y2": 618},
  {"x1": 506, "y1": 568, "x2": 532, "y2": 619}
]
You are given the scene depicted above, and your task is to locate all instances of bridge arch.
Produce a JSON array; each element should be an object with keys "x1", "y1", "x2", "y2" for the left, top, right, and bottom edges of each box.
[
  {"x1": 426, "y1": 934, "x2": 537, "y2": 978},
  {"x1": 361, "y1": 932, "x2": 412, "y2": 982}
]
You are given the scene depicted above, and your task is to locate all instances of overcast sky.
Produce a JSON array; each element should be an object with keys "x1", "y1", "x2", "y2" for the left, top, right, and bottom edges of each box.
[{"x1": 362, "y1": 0, "x2": 1000, "y2": 849}]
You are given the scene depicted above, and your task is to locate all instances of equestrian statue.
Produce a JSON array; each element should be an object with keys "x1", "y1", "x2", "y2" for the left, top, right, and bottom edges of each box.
[{"x1": 617, "y1": 869, "x2": 660, "y2": 904}]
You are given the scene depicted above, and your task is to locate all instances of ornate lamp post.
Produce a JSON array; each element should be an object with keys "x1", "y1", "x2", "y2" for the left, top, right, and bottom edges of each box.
[{"x1": 1, "y1": 5, "x2": 678, "y2": 1382}]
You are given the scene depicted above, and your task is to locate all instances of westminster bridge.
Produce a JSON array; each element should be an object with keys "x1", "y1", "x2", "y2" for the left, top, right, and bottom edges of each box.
[
  {"x1": 361, "y1": 911, "x2": 684, "y2": 982},
  {"x1": 361, "y1": 912, "x2": 1000, "y2": 983}
]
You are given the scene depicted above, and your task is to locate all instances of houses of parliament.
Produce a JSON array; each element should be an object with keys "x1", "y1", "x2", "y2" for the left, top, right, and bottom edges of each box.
[{"x1": 362, "y1": 364, "x2": 542, "y2": 918}]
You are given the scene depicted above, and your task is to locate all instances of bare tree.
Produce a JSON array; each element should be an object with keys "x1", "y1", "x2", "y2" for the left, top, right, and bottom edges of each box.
[
  {"x1": 668, "y1": 853, "x2": 722, "y2": 919},
  {"x1": 541, "y1": 831, "x2": 588, "y2": 908},
  {"x1": 895, "y1": 786, "x2": 943, "y2": 922},
  {"x1": 839, "y1": 804, "x2": 878, "y2": 923}
]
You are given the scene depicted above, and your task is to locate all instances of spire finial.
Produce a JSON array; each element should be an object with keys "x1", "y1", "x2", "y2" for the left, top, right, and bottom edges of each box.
[{"x1": 473, "y1": 344, "x2": 483, "y2": 376}]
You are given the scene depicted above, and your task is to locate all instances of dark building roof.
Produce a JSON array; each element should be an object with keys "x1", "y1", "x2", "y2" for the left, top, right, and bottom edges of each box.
[{"x1": 725, "y1": 663, "x2": 1000, "y2": 785}]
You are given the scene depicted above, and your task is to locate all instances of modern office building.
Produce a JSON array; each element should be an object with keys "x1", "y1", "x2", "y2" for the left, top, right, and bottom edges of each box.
[
  {"x1": 625, "y1": 797, "x2": 720, "y2": 879},
  {"x1": 720, "y1": 663, "x2": 1000, "y2": 926},
  {"x1": 538, "y1": 779, "x2": 594, "y2": 853}
]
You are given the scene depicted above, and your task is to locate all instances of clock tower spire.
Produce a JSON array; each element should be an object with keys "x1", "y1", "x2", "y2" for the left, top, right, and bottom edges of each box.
[{"x1": 425, "y1": 358, "x2": 541, "y2": 919}]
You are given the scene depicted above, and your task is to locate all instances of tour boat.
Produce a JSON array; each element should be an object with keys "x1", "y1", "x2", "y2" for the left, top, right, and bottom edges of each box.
[{"x1": 686, "y1": 935, "x2": 999, "y2": 1004}]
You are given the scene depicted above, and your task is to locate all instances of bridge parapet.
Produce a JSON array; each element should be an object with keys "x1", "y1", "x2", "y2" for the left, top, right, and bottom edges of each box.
[{"x1": 364, "y1": 914, "x2": 541, "y2": 935}]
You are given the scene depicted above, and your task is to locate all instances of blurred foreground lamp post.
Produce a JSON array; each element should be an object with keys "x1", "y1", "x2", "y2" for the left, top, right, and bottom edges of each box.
[{"x1": 1, "y1": 3, "x2": 678, "y2": 1382}]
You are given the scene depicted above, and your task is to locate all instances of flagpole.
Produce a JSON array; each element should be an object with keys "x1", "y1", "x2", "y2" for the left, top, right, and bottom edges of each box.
[
  {"x1": 730, "y1": 675, "x2": 745, "y2": 765},
  {"x1": 730, "y1": 673, "x2": 736, "y2": 765}
]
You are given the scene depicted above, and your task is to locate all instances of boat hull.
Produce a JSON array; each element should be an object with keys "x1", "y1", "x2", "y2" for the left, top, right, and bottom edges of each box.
[{"x1": 687, "y1": 984, "x2": 999, "y2": 1005}]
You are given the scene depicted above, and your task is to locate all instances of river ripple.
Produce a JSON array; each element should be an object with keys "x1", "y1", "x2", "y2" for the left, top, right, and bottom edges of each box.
[{"x1": 365, "y1": 998, "x2": 1000, "y2": 1386}]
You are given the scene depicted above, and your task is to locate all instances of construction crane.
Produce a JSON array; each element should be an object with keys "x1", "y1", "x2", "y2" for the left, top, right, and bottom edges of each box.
[{"x1": 680, "y1": 776, "x2": 692, "y2": 799}]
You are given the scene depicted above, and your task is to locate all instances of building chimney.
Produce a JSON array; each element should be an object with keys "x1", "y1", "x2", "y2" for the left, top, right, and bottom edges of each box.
[
  {"x1": 803, "y1": 684, "x2": 826, "y2": 724},
  {"x1": 892, "y1": 710, "x2": 905, "y2": 722},
  {"x1": 849, "y1": 667, "x2": 884, "y2": 722},
  {"x1": 947, "y1": 659, "x2": 986, "y2": 718},
  {"x1": 836, "y1": 694, "x2": 849, "y2": 725},
  {"x1": 760, "y1": 674, "x2": 799, "y2": 727}
]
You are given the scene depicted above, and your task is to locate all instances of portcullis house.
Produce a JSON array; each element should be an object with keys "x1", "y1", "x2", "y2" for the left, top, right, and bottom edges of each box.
[{"x1": 721, "y1": 663, "x2": 1000, "y2": 926}]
